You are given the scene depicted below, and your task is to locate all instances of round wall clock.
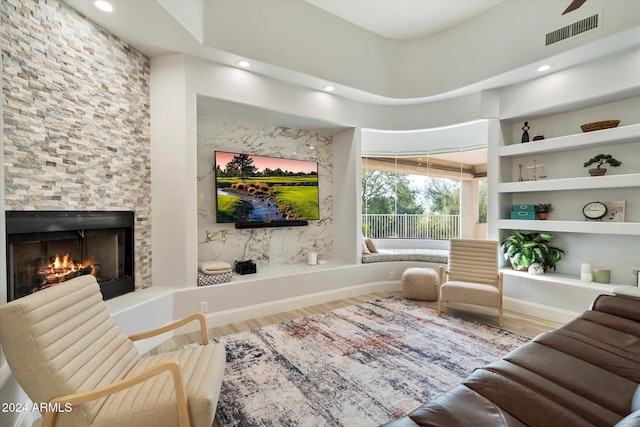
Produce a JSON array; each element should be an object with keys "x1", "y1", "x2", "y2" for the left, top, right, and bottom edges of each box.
[{"x1": 582, "y1": 201, "x2": 607, "y2": 220}]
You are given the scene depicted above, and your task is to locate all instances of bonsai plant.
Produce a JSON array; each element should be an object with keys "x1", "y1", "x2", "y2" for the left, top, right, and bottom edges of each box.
[
  {"x1": 583, "y1": 154, "x2": 621, "y2": 176},
  {"x1": 534, "y1": 203, "x2": 553, "y2": 220},
  {"x1": 501, "y1": 230, "x2": 566, "y2": 272}
]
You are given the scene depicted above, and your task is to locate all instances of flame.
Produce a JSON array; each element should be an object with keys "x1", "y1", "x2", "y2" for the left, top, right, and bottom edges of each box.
[{"x1": 48, "y1": 254, "x2": 94, "y2": 277}]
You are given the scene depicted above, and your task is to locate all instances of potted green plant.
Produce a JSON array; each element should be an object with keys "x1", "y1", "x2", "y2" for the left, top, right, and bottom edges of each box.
[
  {"x1": 501, "y1": 230, "x2": 566, "y2": 272},
  {"x1": 583, "y1": 154, "x2": 621, "y2": 176},
  {"x1": 534, "y1": 203, "x2": 553, "y2": 220}
]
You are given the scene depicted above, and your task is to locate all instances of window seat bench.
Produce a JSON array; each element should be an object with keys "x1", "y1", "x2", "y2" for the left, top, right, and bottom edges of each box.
[{"x1": 362, "y1": 248, "x2": 449, "y2": 265}]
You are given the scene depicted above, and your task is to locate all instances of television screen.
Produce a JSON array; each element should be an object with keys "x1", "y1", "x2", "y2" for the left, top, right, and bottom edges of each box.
[{"x1": 214, "y1": 151, "x2": 319, "y2": 223}]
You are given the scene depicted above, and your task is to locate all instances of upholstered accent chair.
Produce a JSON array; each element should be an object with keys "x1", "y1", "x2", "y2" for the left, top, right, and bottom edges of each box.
[
  {"x1": 0, "y1": 275, "x2": 225, "y2": 427},
  {"x1": 438, "y1": 239, "x2": 504, "y2": 326}
]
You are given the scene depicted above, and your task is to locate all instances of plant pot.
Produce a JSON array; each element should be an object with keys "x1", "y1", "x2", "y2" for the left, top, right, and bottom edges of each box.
[
  {"x1": 508, "y1": 259, "x2": 529, "y2": 272},
  {"x1": 538, "y1": 213, "x2": 548, "y2": 220},
  {"x1": 588, "y1": 168, "x2": 607, "y2": 176}
]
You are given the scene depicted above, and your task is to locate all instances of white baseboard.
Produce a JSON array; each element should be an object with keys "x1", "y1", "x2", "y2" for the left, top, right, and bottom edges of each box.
[
  {"x1": 503, "y1": 296, "x2": 579, "y2": 325},
  {"x1": 200, "y1": 280, "x2": 402, "y2": 331},
  {"x1": 178, "y1": 283, "x2": 580, "y2": 334}
]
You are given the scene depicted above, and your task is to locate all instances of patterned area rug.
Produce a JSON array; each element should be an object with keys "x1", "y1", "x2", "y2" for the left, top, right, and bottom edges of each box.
[{"x1": 214, "y1": 296, "x2": 529, "y2": 426}]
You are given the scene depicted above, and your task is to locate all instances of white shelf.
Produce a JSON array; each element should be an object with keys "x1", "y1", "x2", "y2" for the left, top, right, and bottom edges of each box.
[
  {"x1": 498, "y1": 124, "x2": 640, "y2": 158},
  {"x1": 498, "y1": 173, "x2": 640, "y2": 192},
  {"x1": 501, "y1": 268, "x2": 620, "y2": 291},
  {"x1": 496, "y1": 219, "x2": 640, "y2": 236}
]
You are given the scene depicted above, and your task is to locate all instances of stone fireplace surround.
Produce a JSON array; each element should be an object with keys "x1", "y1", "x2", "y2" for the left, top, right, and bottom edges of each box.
[{"x1": 1, "y1": 0, "x2": 152, "y2": 292}]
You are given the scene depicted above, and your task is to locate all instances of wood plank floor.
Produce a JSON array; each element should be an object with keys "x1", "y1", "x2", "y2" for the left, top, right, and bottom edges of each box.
[{"x1": 149, "y1": 291, "x2": 563, "y2": 354}]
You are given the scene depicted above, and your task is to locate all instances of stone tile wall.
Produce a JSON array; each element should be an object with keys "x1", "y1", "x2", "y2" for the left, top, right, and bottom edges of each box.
[{"x1": 1, "y1": 0, "x2": 152, "y2": 289}]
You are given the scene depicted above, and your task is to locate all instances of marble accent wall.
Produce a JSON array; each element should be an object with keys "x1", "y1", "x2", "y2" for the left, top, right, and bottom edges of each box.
[
  {"x1": 1, "y1": 0, "x2": 152, "y2": 289},
  {"x1": 197, "y1": 112, "x2": 334, "y2": 268}
]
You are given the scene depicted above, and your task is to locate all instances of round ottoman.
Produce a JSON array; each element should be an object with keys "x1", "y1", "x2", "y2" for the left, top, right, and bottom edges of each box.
[{"x1": 402, "y1": 267, "x2": 440, "y2": 301}]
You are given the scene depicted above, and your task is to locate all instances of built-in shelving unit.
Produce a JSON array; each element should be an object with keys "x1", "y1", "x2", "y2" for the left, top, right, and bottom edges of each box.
[{"x1": 493, "y1": 91, "x2": 640, "y2": 288}]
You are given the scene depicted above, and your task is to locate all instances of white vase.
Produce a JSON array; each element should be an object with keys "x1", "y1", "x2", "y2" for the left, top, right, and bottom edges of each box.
[{"x1": 308, "y1": 252, "x2": 317, "y2": 266}]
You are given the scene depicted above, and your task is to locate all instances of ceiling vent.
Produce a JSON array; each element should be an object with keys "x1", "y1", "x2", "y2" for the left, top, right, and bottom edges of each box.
[{"x1": 546, "y1": 14, "x2": 599, "y2": 46}]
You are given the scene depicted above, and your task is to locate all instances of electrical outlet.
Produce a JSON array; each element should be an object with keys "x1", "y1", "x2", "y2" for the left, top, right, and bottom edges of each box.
[
  {"x1": 200, "y1": 301, "x2": 208, "y2": 313},
  {"x1": 389, "y1": 271, "x2": 395, "y2": 280}
]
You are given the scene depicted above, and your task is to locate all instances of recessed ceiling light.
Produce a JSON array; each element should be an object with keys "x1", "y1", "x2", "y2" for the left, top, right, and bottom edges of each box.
[
  {"x1": 238, "y1": 60, "x2": 251, "y2": 68},
  {"x1": 94, "y1": 1, "x2": 113, "y2": 12},
  {"x1": 537, "y1": 64, "x2": 551, "y2": 72},
  {"x1": 323, "y1": 85, "x2": 335, "y2": 92}
]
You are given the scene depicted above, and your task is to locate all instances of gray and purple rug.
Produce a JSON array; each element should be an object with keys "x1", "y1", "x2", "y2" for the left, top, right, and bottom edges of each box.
[{"x1": 214, "y1": 296, "x2": 528, "y2": 426}]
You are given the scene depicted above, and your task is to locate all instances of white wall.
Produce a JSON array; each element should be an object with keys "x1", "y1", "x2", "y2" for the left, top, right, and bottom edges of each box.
[{"x1": 150, "y1": 54, "x2": 491, "y2": 288}]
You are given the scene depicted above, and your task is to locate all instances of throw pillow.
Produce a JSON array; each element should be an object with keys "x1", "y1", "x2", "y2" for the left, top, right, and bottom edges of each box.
[
  {"x1": 362, "y1": 239, "x2": 371, "y2": 254},
  {"x1": 365, "y1": 238, "x2": 378, "y2": 253}
]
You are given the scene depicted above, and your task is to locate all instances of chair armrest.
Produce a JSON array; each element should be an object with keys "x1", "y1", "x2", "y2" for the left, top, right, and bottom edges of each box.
[
  {"x1": 128, "y1": 312, "x2": 209, "y2": 344},
  {"x1": 439, "y1": 266, "x2": 448, "y2": 284},
  {"x1": 41, "y1": 359, "x2": 191, "y2": 427}
]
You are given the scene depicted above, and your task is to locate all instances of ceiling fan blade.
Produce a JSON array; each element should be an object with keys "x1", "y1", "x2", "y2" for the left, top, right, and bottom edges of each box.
[{"x1": 562, "y1": 0, "x2": 587, "y2": 15}]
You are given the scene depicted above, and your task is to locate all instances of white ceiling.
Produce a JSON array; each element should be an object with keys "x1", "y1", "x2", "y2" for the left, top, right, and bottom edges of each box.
[
  {"x1": 61, "y1": 0, "x2": 639, "y2": 158},
  {"x1": 304, "y1": 0, "x2": 503, "y2": 39},
  {"x1": 62, "y1": 0, "x2": 639, "y2": 107}
]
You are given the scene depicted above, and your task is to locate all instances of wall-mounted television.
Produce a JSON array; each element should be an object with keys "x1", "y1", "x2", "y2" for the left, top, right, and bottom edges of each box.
[{"x1": 214, "y1": 151, "x2": 319, "y2": 226}]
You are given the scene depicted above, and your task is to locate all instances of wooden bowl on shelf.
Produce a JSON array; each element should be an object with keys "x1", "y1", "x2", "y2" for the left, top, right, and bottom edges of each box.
[{"x1": 580, "y1": 120, "x2": 620, "y2": 132}]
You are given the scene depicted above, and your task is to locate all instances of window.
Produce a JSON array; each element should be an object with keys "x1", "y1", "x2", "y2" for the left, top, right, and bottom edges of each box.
[{"x1": 362, "y1": 151, "x2": 487, "y2": 239}]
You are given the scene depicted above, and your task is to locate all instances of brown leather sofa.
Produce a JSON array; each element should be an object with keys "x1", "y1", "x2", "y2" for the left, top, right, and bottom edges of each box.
[{"x1": 385, "y1": 294, "x2": 640, "y2": 427}]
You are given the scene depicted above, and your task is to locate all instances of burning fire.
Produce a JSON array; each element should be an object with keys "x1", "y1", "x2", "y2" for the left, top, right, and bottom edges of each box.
[
  {"x1": 51, "y1": 254, "x2": 78, "y2": 271},
  {"x1": 39, "y1": 254, "x2": 95, "y2": 285}
]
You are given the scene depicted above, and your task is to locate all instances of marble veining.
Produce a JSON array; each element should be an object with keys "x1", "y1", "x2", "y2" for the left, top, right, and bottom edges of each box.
[{"x1": 197, "y1": 113, "x2": 334, "y2": 269}]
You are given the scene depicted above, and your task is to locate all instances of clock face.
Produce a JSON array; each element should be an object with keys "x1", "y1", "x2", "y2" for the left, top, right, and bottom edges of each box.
[{"x1": 583, "y1": 201, "x2": 607, "y2": 219}]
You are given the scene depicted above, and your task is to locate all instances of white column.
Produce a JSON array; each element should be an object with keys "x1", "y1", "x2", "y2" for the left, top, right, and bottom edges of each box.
[{"x1": 460, "y1": 179, "x2": 480, "y2": 239}]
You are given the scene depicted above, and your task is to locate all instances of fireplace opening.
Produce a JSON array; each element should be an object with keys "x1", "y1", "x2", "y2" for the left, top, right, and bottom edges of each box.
[{"x1": 6, "y1": 211, "x2": 135, "y2": 301}]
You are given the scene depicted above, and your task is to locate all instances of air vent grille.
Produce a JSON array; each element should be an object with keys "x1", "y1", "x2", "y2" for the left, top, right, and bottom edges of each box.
[{"x1": 546, "y1": 14, "x2": 599, "y2": 46}]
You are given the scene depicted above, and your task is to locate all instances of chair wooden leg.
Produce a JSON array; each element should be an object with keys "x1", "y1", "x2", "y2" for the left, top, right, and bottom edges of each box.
[
  {"x1": 438, "y1": 299, "x2": 442, "y2": 315},
  {"x1": 498, "y1": 306, "x2": 503, "y2": 327}
]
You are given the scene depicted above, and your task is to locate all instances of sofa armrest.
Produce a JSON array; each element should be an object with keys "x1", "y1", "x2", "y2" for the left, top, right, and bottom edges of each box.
[
  {"x1": 128, "y1": 312, "x2": 209, "y2": 344},
  {"x1": 41, "y1": 359, "x2": 190, "y2": 427},
  {"x1": 590, "y1": 294, "x2": 640, "y2": 323}
]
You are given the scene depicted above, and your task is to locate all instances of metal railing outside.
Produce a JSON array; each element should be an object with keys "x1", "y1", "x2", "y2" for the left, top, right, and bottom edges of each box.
[{"x1": 362, "y1": 213, "x2": 460, "y2": 240}]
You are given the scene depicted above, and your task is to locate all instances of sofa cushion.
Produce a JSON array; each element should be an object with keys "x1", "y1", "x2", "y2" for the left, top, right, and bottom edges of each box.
[
  {"x1": 385, "y1": 383, "x2": 526, "y2": 427},
  {"x1": 464, "y1": 368, "x2": 611, "y2": 427},
  {"x1": 503, "y1": 341, "x2": 636, "y2": 417},
  {"x1": 591, "y1": 294, "x2": 640, "y2": 323},
  {"x1": 483, "y1": 359, "x2": 622, "y2": 426},
  {"x1": 577, "y1": 310, "x2": 640, "y2": 340},
  {"x1": 562, "y1": 315, "x2": 640, "y2": 357},
  {"x1": 534, "y1": 329, "x2": 640, "y2": 382}
]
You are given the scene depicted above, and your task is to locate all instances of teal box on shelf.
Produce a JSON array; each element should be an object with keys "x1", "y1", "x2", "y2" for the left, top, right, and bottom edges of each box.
[
  {"x1": 512, "y1": 204, "x2": 535, "y2": 212},
  {"x1": 510, "y1": 210, "x2": 536, "y2": 220}
]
